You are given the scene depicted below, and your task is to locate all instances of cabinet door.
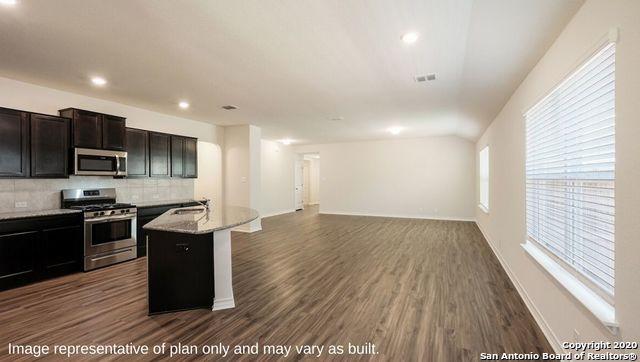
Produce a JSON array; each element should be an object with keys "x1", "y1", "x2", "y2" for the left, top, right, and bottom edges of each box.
[
  {"x1": 102, "y1": 115, "x2": 126, "y2": 151},
  {"x1": 0, "y1": 230, "x2": 39, "y2": 291},
  {"x1": 41, "y1": 225, "x2": 82, "y2": 276},
  {"x1": 70, "y1": 109, "x2": 102, "y2": 149},
  {"x1": 30, "y1": 114, "x2": 69, "y2": 178},
  {"x1": 149, "y1": 132, "x2": 170, "y2": 177},
  {"x1": 171, "y1": 136, "x2": 184, "y2": 177},
  {"x1": 125, "y1": 128, "x2": 148, "y2": 177},
  {"x1": 183, "y1": 137, "x2": 198, "y2": 178},
  {"x1": 0, "y1": 108, "x2": 30, "y2": 178}
]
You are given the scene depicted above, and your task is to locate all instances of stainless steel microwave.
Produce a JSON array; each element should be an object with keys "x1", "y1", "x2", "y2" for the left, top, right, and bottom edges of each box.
[{"x1": 73, "y1": 148, "x2": 127, "y2": 176}]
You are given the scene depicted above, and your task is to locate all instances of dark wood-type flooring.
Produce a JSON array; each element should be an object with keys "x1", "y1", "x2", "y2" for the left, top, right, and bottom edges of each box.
[{"x1": 0, "y1": 206, "x2": 551, "y2": 361}]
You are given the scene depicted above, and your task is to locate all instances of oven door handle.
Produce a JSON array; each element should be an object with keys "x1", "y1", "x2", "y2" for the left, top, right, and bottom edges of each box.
[
  {"x1": 116, "y1": 156, "x2": 121, "y2": 174},
  {"x1": 86, "y1": 214, "x2": 136, "y2": 224}
]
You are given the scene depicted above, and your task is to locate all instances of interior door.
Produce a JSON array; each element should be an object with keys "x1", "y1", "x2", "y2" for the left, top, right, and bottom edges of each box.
[{"x1": 295, "y1": 158, "x2": 304, "y2": 210}]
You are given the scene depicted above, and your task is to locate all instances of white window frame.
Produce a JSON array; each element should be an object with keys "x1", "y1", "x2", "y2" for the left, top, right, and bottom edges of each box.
[
  {"x1": 521, "y1": 39, "x2": 617, "y2": 334},
  {"x1": 478, "y1": 146, "x2": 489, "y2": 213}
]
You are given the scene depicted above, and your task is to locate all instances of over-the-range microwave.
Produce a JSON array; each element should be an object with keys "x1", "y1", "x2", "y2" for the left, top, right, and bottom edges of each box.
[{"x1": 73, "y1": 148, "x2": 127, "y2": 176}]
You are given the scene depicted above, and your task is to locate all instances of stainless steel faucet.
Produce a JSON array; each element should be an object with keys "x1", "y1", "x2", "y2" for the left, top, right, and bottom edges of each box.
[{"x1": 196, "y1": 198, "x2": 211, "y2": 211}]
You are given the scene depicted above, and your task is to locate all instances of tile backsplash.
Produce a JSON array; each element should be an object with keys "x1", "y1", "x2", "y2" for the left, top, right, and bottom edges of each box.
[{"x1": 0, "y1": 177, "x2": 194, "y2": 213}]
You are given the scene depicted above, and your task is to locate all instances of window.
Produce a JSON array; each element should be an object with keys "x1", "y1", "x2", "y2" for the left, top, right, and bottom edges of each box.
[
  {"x1": 525, "y1": 43, "x2": 615, "y2": 295},
  {"x1": 479, "y1": 146, "x2": 489, "y2": 212}
]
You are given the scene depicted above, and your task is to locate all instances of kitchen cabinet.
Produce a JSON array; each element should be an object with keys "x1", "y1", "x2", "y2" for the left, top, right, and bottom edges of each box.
[
  {"x1": 30, "y1": 114, "x2": 70, "y2": 178},
  {"x1": 0, "y1": 213, "x2": 82, "y2": 291},
  {"x1": 183, "y1": 137, "x2": 198, "y2": 178},
  {"x1": 136, "y1": 201, "x2": 201, "y2": 257},
  {"x1": 171, "y1": 136, "x2": 184, "y2": 177},
  {"x1": 0, "y1": 107, "x2": 30, "y2": 178},
  {"x1": 125, "y1": 128, "x2": 148, "y2": 177},
  {"x1": 170, "y1": 136, "x2": 197, "y2": 178},
  {"x1": 102, "y1": 114, "x2": 126, "y2": 151},
  {"x1": 59, "y1": 108, "x2": 126, "y2": 151},
  {"x1": 60, "y1": 108, "x2": 102, "y2": 149},
  {"x1": 149, "y1": 132, "x2": 171, "y2": 177},
  {"x1": 41, "y1": 225, "x2": 82, "y2": 277}
]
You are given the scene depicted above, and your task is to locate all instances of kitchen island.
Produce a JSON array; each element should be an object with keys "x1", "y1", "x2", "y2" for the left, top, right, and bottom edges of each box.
[{"x1": 143, "y1": 205, "x2": 259, "y2": 314}]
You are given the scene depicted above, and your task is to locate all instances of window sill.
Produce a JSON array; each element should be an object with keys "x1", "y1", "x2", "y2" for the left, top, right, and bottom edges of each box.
[
  {"x1": 521, "y1": 241, "x2": 618, "y2": 335},
  {"x1": 478, "y1": 204, "x2": 489, "y2": 214}
]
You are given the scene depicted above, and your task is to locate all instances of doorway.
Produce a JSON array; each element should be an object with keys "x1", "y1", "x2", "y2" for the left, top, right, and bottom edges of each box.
[{"x1": 301, "y1": 153, "x2": 319, "y2": 208}]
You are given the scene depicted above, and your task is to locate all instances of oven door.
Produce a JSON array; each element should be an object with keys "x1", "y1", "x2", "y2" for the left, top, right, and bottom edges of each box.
[
  {"x1": 85, "y1": 214, "x2": 137, "y2": 255},
  {"x1": 74, "y1": 148, "x2": 127, "y2": 176}
]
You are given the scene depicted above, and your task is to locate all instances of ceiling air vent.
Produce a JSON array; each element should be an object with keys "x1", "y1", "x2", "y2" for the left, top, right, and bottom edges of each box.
[
  {"x1": 221, "y1": 105, "x2": 239, "y2": 110},
  {"x1": 414, "y1": 73, "x2": 436, "y2": 82}
]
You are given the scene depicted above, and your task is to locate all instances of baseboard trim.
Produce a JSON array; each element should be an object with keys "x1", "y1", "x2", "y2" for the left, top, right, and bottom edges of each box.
[
  {"x1": 320, "y1": 210, "x2": 475, "y2": 222},
  {"x1": 475, "y1": 222, "x2": 563, "y2": 353},
  {"x1": 261, "y1": 209, "x2": 296, "y2": 218},
  {"x1": 212, "y1": 297, "x2": 235, "y2": 311}
]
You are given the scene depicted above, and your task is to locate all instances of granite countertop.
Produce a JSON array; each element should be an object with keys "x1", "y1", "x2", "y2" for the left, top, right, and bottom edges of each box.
[
  {"x1": 143, "y1": 205, "x2": 259, "y2": 234},
  {"x1": 0, "y1": 208, "x2": 82, "y2": 221},
  {"x1": 134, "y1": 199, "x2": 206, "y2": 208}
]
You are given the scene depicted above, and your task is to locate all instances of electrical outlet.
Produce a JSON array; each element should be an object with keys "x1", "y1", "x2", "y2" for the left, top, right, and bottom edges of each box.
[
  {"x1": 15, "y1": 201, "x2": 27, "y2": 208},
  {"x1": 573, "y1": 329, "x2": 581, "y2": 342}
]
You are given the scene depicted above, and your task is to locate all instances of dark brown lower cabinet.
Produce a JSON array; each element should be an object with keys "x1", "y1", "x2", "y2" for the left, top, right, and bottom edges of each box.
[
  {"x1": 147, "y1": 230, "x2": 213, "y2": 314},
  {"x1": 0, "y1": 214, "x2": 83, "y2": 291}
]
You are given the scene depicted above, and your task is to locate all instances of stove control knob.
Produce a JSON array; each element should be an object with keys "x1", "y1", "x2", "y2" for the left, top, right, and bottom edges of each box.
[
  {"x1": 120, "y1": 209, "x2": 125, "y2": 214},
  {"x1": 94, "y1": 212, "x2": 99, "y2": 217},
  {"x1": 100, "y1": 211, "x2": 105, "y2": 216}
]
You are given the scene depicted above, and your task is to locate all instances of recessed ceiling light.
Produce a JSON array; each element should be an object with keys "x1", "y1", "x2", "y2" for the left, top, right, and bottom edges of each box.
[
  {"x1": 90, "y1": 76, "x2": 107, "y2": 86},
  {"x1": 388, "y1": 127, "x2": 403, "y2": 135},
  {"x1": 279, "y1": 139, "x2": 292, "y2": 145},
  {"x1": 0, "y1": 0, "x2": 17, "y2": 6},
  {"x1": 401, "y1": 32, "x2": 419, "y2": 44},
  {"x1": 221, "y1": 105, "x2": 239, "y2": 110},
  {"x1": 179, "y1": 101, "x2": 190, "y2": 109},
  {"x1": 330, "y1": 116, "x2": 345, "y2": 121}
]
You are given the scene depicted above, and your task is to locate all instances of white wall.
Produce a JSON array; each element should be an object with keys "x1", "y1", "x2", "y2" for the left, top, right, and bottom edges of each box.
[
  {"x1": 224, "y1": 125, "x2": 262, "y2": 231},
  {"x1": 475, "y1": 0, "x2": 640, "y2": 349},
  {"x1": 260, "y1": 140, "x2": 295, "y2": 217},
  {"x1": 296, "y1": 136, "x2": 476, "y2": 220},
  {"x1": 0, "y1": 76, "x2": 223, "y2": 207},
  {"x1": 308, "y1": 158, "x2": 320, "y2": 205}
]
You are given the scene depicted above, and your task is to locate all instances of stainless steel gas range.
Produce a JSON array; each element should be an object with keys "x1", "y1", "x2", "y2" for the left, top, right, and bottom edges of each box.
[{"x1": 61, "y1": 188, "x2": 137, "y2": 271}]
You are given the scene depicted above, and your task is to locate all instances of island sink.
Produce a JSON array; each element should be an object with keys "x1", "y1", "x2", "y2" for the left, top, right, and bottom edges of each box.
[{"x1": 143, "y1": 205, "x2": 259, "y2": 315}]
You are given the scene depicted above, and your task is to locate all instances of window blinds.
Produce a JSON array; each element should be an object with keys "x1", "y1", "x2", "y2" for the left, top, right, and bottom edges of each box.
[{"x1": 525, "y1": 43, "x2": 615, "y2": 295}]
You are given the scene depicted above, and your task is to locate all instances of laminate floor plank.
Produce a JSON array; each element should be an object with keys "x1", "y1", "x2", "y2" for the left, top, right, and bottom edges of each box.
[{"x1": 0, "y1": 206, "x2": 551, "y2": 361}]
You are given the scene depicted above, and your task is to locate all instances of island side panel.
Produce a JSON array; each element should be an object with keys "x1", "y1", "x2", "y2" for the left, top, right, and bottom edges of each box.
[
  {"x1": 213, "y1": 229, "x2": 235, "y2": 310},
  {"x1": 147, "y1": 230, "x2": 214, "y2": 315}
]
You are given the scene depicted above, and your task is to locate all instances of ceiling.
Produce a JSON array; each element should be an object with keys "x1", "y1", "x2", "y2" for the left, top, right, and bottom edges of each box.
[{"x1": 0, "y1": 0, "x2": 583, "y2": 144}]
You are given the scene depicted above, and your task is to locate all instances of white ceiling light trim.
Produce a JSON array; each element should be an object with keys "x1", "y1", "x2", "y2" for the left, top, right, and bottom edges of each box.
[
  {"x1": 387, "y1": 127, "x2": 403, "y2": 135},
  {"x1": 90, "y1": 76, "x2": 107, "y2": 86},
  {"x1": 178, "y1": 101, "x2": 190, "y2": 109},
  {"x1": 0, "y1": 0, "x2": 17, "y2": 6},
  {"x1": 279, "y1": 139, "x2": 293, "y2": 145},
  {"x1": 401, "y1": 32, "x2": 419, "y2": 44}
]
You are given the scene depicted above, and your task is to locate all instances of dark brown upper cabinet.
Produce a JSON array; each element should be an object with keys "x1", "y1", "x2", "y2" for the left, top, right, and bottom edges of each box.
[
  {"x1": 0, "y1": 107, "x2": 30, "y2": 178},
  {"x1": 170, "y1": 136, "x2": 197, "y2": 178},
  {"x1": 149, "y1": 132, "x2": 171, "y2": 177},
  {"x1": 170, "y1": 136, "x2": 184, "y2": 177},
  {"x1": 30, "y1": 114, "x2": 70, "y2": 178},
  {"x1": 125, "y1": 128, "x2": 149, "y2": 177},
  {"x1": 102, "y1": 114, "x2": 126, "y2": 151},
  {"x1": 59, "y1": 108, "x2": 126, "y2": 151},
  {"x1": 183, "y1": 137, "x2": 198, "y2": 178}
]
